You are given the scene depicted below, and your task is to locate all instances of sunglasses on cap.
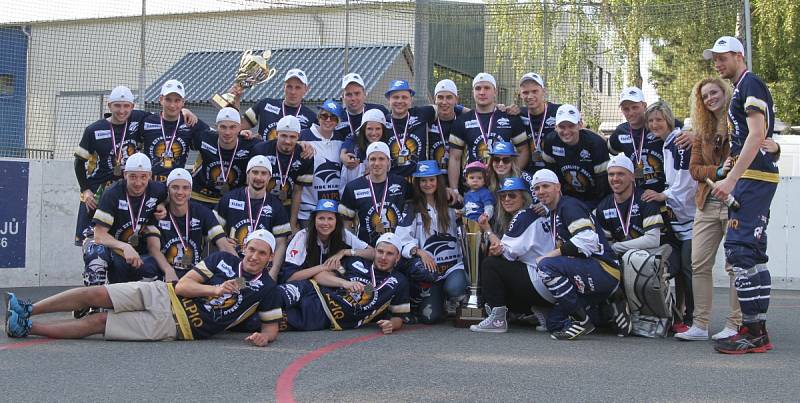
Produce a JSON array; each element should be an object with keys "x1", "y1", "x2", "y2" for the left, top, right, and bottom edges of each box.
[
  {"x1": 499, "y1": 192, "x2": 520, "y2": 200},
  {"x1": 492, "y1": 157, "x2": 512, "y2": 164},
  {"x1": 318, "y1": 112, "x2": 339, "y2": 121}
]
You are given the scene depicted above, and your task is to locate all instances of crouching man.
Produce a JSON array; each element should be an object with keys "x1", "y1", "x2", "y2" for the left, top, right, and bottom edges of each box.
[
  {"x1": 5, "y1": 230, "x2": 282, "y2": 346},
  {"x1": 277, "y1": 232, "x2": 410, "y2": 334}
]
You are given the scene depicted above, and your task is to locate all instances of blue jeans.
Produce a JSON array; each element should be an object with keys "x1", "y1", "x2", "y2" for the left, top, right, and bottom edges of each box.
[{"x1": 417, "y1": 270, "x2": 468, "y2": 324}]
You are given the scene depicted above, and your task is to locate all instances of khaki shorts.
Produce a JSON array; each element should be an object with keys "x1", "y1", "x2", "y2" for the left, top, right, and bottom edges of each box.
[{"x1": 104, "y1": 281, "x2": 178, "y2": 341}]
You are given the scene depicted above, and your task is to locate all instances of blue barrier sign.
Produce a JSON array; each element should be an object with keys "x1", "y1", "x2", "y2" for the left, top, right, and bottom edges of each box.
[{"x1": 0, "y1": 160, "x2": 28, "y2": 268}]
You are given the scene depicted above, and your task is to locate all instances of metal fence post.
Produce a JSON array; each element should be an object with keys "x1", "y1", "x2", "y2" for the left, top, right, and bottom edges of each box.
[
  {"x1": 743, "y1": 0, "x2": 753, "y2": 70},
  {"x1": 414, "y1": 0, "x2": 431, "y2": 103},
  {"x1": 138, "y1": 0, "x2": 146, "y2": 105}
]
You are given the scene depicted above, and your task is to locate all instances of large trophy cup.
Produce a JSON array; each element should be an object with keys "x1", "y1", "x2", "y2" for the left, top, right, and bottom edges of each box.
[
  {"x1": 211, "y1": 49, "x2": 277, "y2": 110},
  {"x1": 454, "y1": 217, "x2": 486, "y2": 327}
]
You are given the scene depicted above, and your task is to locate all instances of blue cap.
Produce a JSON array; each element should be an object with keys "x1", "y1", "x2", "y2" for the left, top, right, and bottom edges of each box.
[
  {"x1": 384, "y1": 80, "x2": 416, "y2": 98},
  {"x1": 412, "y1": 160, "x2": 445, "y2": 177},
  {"x1": 489, "y1": 141, "x2": 518, "y2": 156},
  {"x1": 318, "y1": 99, "x2": 343, "y2": 119},
  {"x1": 314, "y1": 199, "x2": 339, "y2": 213},
  {"x1": 498, "y1": 177, "x2": 528, "y2": 192}
]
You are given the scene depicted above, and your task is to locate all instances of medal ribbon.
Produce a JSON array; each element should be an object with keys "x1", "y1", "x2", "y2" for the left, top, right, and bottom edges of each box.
[
  {"x1": 160, "y1": 113, "x2": 181, "y2": 158},
  {"x1": 346, "y1": 108, "x2": 364, "y2": 139},
  {"x1": 391, "y1": 113, "x2": 411, "y2": 153},
  {"x1": 629, "y1": 125, "x2": 646, "y2": 165},
  {"x1": 369, "y1": 264, "x2": 392, "y2": 290},
  {"x1": 245, "y1": 187, "x2": 268, "y2": 232},
  {"x1": 475, "y1": 108, "x2": 496, "y2": 148},
  {"x1": 435, "y1": 117, "x2": 448, "y2": 159},
  {"x1": 734, "y1": 70, "x2": 749, "y2": 91},
  {"x1": 108, "y1": 120, "x2": 127, "y2": 165},
  {"x1": 168, "y1": 209, "x2": 191, "y2": 252},
  {"x1": 282, "y1": 102, "x2": 302, "y2": 118},
  {"x1": 367, "y1": 177, "x2": 389, "y2": 227},
  {"x1": 125, "y1": 190, "x2": 147, "y2": 235},
  {"x1": 238, "y1": 261, "x2": 263, "y2": 285},
  {"x1": 275, "y1": 147, "x2": 295, "y2": 189},
  {"x1": 217, "y1": 139, "x2": 239, "y2": 186},
  {"x1": 528, "y1": 103, "x2": 548, "y2": 150},
  {"x1": 613, "y1": 193, "x2": 635, "y2": 239}
]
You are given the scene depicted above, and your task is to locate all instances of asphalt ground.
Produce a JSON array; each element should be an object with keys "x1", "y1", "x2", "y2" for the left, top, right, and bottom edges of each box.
[{"x1": 2, "y1": 286, "x2": 799, "y2": 402}]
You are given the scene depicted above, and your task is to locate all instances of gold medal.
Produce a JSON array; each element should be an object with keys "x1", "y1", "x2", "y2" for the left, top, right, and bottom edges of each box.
[
  {"x1": 279, "y1": 189, "x2": 288, "y2": 202},
  {"x1": 397, "y1": 155, "x2": 407, "y2": 165},
  {"x1": 375, "y1": 221, "x2": 386, "y2": 234},
  {"x1": 235, "y1": 277, "x2": 247, "y2": 291},
  {"x1": 113, "y1": 164, "x2": 122, "y2": 177},
  {"x1": 532, "y1": 150, "x2": 544, "y2": 162},
  {"x1": 163, "y1": 158, "x2": 173, "y2": 169},
  {"x1": 181, "y1": 253, "x2": 193, "y2": 268},
  {"x1": 128, "y1": 233, "x2": 140, "y2": 247},
  {"x1": 634, "y1": 162, "x2": 644, "y2": 179}
]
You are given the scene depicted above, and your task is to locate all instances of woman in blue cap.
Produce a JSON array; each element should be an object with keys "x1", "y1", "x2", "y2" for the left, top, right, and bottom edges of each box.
[
  {"x1": 279, "y1": 199, "x2": 374, "y2": 283},
  {"x1": 479, "y1": 176, "x2": 532, "y2": 236},
  {"x1": 396, "y1": 160, "x2": 467, "y2": 323},
  {"x1": 486, "y1": 141, "x2": 522, "y2": 192}
]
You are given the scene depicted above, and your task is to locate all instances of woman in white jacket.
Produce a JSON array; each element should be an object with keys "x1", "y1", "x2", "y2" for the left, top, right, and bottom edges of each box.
[
  {"x1": 396, "y1": 160, "x2": 467, "y2": 324},
  {"x1": 641, "y1": 101, "x2": 697, "y2": 333}
]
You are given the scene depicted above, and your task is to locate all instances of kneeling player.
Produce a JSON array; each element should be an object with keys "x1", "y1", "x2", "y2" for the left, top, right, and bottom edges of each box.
[
  {"x1": 5, "y1": 230, "x2": 282, "y2": 346},
  {"x1": 277, "y1": 233, "x2": 410, "y2": 334},
  {"x1": 532, "y1": 169, "x2": 631, "y2": 340}
]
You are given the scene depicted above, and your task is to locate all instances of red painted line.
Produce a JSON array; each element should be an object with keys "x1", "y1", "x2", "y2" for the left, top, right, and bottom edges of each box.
[
  {"x1": 0, "y1": 338, "x2": 54, "y2": 351},
  {"x1": 275, "y1": 325, "x2": 424, "y2": 403}
]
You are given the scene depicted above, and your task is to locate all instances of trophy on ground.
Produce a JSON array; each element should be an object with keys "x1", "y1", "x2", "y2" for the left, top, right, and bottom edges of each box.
[
  {"x1": 211, "y1": 49, "x2": 277, "y2": 110},
  {"x1": 454, "y1": 217, "x2": 486, "y2": 327}
]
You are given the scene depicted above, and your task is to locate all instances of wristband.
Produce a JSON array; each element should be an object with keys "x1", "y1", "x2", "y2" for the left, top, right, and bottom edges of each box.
[{"x1": 350, "y1": 249, "x2": 356, "y2": 257}]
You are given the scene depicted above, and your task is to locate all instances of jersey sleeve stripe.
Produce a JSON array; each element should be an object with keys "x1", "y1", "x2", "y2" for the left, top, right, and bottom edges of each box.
[
  {"x1": 643, "y1": 215, "x2": 664, "y2": 229},
  {"x1": 511, "y1": 132, "x2": 529, "y2": 146},
  {"x1": 243, "y1": 108, "x2": 258, "y2": 127},
  {"x1": 389, "y1": 302, "x2": 411, "y2": 314},
  {"x1": 74, "y1": 147, "x2": 91, "y2": 160},
  {"x1": 207, "y1": 225, "x2": 225, "y2": 241},
  {"x1": 92, "y1": 209, "x2": 114, "y2": 226},
  {"x1": 744, "y1": 96, "x2": 768, "y2": 114},
  {"x1": 213, "y1": 210, "x2": 227, "y2": 227},
  {"x1": 567, "y1": 218, "x2": 594, "y2": 234},
  {"x1": 258, "y1": 308, "x2": 283, "y2": 323},
  {"x1": 448, "y1": 134, "x2": 465, "y2": 148},
  {"x1": 194, "y1": 261, "x2": 214, "y2": 279},
  {"x1": 272, "y1": 223, "x2": 292, "y2": 236},
  {"x1": 593, "y1": 160, "x2": 609, "y2": 174},
  {"x1": 338, "y1": 204, "x2": 356, "y2": 218}
]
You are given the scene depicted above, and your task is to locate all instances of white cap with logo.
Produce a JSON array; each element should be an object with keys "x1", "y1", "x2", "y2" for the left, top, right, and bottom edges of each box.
[
  {"x1": 376, "y1": 232, "x2": 403, "y2": 253},
  {"x1": 472, "y1": 72, "x2": 497, "y2": 89},
  {"x1": 341, "y1": 73, "x2": 366, "y2": 90},
  {"x1": 216, "y1": 107, "x2": 241, "y2": 124},
  {"x1": 246, "y1": 155, "x2": 272, "y2": 174},
  {"x1": 366, "y1": 141, "x2": 391, "y2": 160},
  {"x1": 555, "y1": 104, "x2": 581, "y2": 125},
  {"x1": 166, "y1": 168, "x2": 192, "y2": 186},
  {"x1": 109, "y1": 86, "x2": 134, "y2": 104},
  {"x1": 124, "y1": 152, "x2": 152, "y2": 173},
  {"x1": 434, "y1": 79, "x2": 458, "y2": 97},
  {"x1": 608, "y1": 154, "x2": 635, "y2": 174},
  {"x1": 703, "y1": 36, "x2": 745, "y2": 60},
  {"x1": 358, "y1": 109, "x2": 387, "y2": 131},
  {"x1": 244, "y1": 229, "x2": 276, "y2": 252},
  {"x1": 531, "y1": 169, "x2": 560, "y2": 187},
  {"x1": 519, "y1": 72, "x2": 545, "y2": 88},
  {"x1": 619, "y1": 87, "x2": 645, "y2": 105},
  {"x1": 284, "y1": 68, "x2": 309, "y2": 85},
  {"x1": 160, "y1": 79, "x2": 186, "y2": 98},
  {"x1": 276, "y1": 115, "x2": 301, "y2": 133}
]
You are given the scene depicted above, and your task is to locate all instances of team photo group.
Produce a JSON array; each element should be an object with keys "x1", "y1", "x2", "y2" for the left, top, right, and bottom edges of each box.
[{"x1": 4, "y1": 35, "x2": 780, "y2": 355}]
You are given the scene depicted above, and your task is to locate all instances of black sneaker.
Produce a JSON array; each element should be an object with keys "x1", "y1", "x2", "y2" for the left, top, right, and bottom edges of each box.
[
  {"x1": 550, "y1": 317, "x2": 595, "y2": 340},
  {"x1": 72, "y1": 307, "x2": 103, "y2": 319},
  {"x1": 714, "y1": 325, "x2": 769, "y2": 354},
  {"x1": 610, "y1": 297, "x2": 632, "y2": 337}
]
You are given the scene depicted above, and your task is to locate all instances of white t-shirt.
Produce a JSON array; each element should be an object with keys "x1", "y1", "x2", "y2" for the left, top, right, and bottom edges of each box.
[{"x1": 299, "y1": 125, "x2": 345, "y2": 220}]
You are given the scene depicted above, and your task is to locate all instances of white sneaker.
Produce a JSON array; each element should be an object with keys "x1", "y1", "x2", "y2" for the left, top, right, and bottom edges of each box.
[
  {"x1": 470, "y1": 306, "x2": 508, "y2": 333},
  {"x1": 711, "y1": 326, "x2": 738, "y2": 340},
  {"x1": 674, "y1": 325, "x2": 709, "y2": 341}
]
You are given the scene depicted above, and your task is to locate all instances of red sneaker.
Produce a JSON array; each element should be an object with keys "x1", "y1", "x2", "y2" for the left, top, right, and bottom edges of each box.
[{"x1": 671, "y1": 322, "x2": 689, "y2": 334}]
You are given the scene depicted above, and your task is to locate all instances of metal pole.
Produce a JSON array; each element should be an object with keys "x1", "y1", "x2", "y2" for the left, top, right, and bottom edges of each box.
[
  {"x1": 743, "y1": 0, "x2": 753, "y2": 70},
  {"x1": 413, "y1": 0, "x2": 430, "y2": 104},
  {"x1": 139, "y1": 0, "x2": 146, "y2": 106},
  {"x1": 542, "y1": 0, "x2": 548, "y2": 84},
  {"x1": 343, "y1": 0, "x2": 350, "y2": 76}
]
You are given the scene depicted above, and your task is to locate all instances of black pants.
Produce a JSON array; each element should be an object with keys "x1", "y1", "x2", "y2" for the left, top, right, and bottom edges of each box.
[{"x1": 481, "y1": 256, "x2": 552, "y2": 314}]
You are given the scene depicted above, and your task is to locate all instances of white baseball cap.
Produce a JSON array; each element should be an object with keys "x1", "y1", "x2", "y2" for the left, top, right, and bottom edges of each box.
[
  {"x1": 434, "y1": 79, "x2": 458, "y2": 97},
  {"x1": 555, "y1": 104, "x2": 581, "y2": 125},
  {"x1": 284, "y1": 68, "x2": 309, "y2": 85},
  {"x1": 276, "y1": 115, "x2": 301, "y2": 133},
  {"x1": 245, "y1": 229, "x2": 276, "y2": 252},
  {"x1": 608, "y1": 154, "x2": 634, "y2": 174},
  {"x1": 619, "y1": 87, "x2": 645, "y2": 105},
  {"x1": 519, "y1": 72, "x2": 545, "y2": 88},
  {"x1": 246, "y1": 155, "x2": 272, "y2": 174},
  {"x1": 166, "y1": 168, "x2": 192, "y2": 187},
  {"x1": 216, "y1": 107, "x2": 241, "y2": 124},
  {"x1": 531, "y1": 169, "x2": 560, "y2": 187},
  {"x1": 341, "y1": 73, "x2": 366, "y2": 90},
  {"x1": 109, "y1": 86, "x2": 134, "y2": 104},
  {"x1": 160, "y1": 79, "x2": 186, "y2": 98},
  {"x1": 376, "y1": 232, "x2": 402, "y2": 253},
  {"x1": 703, "y1": 36, "x2": 745, "y2": 60},
  {"x1": 358, "y1": 109, "x2": 387, "y2": 131},
  {"x1": 472, "y1": 72, "x2": 497, "y2": 89},
  {"x1": 366, "y1": 141, "x2": 391, "y2": 160},
  {"x1": 124, "y1": 152, "x2": 152, "y2": 173}
]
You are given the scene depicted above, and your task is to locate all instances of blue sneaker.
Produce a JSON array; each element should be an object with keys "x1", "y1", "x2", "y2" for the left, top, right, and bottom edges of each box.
[
  {"x1": 5, "y1": 292, "x2": 33, "y2": 320},
  {"x1": 5, "y1": 310, "x2": 32, "y2": 338}
]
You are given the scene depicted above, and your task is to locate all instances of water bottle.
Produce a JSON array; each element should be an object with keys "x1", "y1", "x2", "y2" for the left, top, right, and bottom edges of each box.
[{"x1": 705, "y1": 178, "x2": 740, "y2": 211}]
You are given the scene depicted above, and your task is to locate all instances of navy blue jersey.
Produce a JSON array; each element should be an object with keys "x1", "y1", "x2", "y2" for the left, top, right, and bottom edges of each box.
[
  {"x1": 385, "y1": 107, "x2": 433, "y2": 179},
  {"x1": 449, "y1": 109, "x2": 528, "y2": 164},
  {"x1": 252, "y1": 140, "x2": 314, "y2": 207},
  {"x1": 542, "y1": 129, "x2": 610, "y2": 205},
  {"x1": 191, "y1": 131, "x2": 263, "y2": 204},
  {"x1": 334, "y1": 103, "x2": 390, "y2": 140},
  {"x1": 315, "y1": 257, "x2": 410, "y2": 330},
  {"x1": 145, "y1": 201, "x2": 226, "y2": 273},
  {"x1": 176, "y1": 252, "x2": 283, "y2": 339},
  {"x1": 595, "y1": 189, "x2": 663, "y2": 242},
  {"x1": 728, "y1": 71, "x2": 778, "y2": 180},
  {"x1": 548, "y1": 195, "x2": 620, "y2": 274},
  {"x1": 92, "y1": 180, "x2": 167, "y2": 253},
  {"x1": 214, "y1": 187, "x2": 291, "y2": 249},
  {"x1": 521, "y1": 102, "x2": 560, "y2": 172},
  {"x1": 136, "y1": 114, "x2": 210, "y2": 180},
  {"x1": 339, "y1": 174, "x2": 411, "y2": 245},
  {"x1": 426, "y1": 105, "x2": 464, "y2": 168},
  {"x1": 75, "y1": 110, "x2": 149, "y2": 186},
  {"x1": 242, "y1": 99, "x2": 317, "y2": 141},
  {"x1": 608, "y1": 122, "x2": 666, "y2": 192}
]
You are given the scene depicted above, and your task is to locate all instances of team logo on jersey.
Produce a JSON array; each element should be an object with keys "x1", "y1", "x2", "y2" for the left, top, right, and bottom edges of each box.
[
  {"x1": 166, "y1": 244, "x2": 194, "y2": 268},
  {"x1": 154, "y1": 141, "x2": 184, "y2": 160},
  {"x1": 563, "y1": 169, "x2": 590, "y2": 193},
  {"x1": 552, "y1": 146, "x2": 565, "y2": 157},
  {"x1": 388, "y1": 184, "x2": 402, "y2": 194},
  {"x1": 475, "y1": 141, "x2": 489, "y2": 160},
  {"x1": 464, "y1": 119, "x2": 479, "y2": 129},
  {"x1": 369, "y1": 207, "x2": 398, "y2": 232},
  {"x1": 204, "y1": 292, "x2": 239, "y2": 311},
  {"x1": 281, "y1": 283, "x2": 301, "y2": 304},
  {"x1": 315, "y1": 159, "x2": 341, "y2": 183},
  {"x1": 579, "y1": 149, "x2": 591, "y2": 161},
  {"x1": 618, "y1": 134, "x2": 632, "y2": 144},
  {"x1": 496, "y1": 117, "x2": 510, "y2": 128},
  {"x1": 545, "y1": 116, "x2": 556, "y2": 127},
  {"x1": 390, "y1": 138, "x2": 419, "y2": 163},
  {"x1": 352, "y1": 260, "x2": 368, "y2": 273},
  {"x1": 210, "y1": 165, "x2": 239, "y2": 189}
]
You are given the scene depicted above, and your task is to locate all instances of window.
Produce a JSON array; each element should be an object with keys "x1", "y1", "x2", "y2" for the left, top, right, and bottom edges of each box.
[
  {"x1": 598, "y1": 67, "x2": 604, "y2": 93},
  {"x1": 607, "y1": 72, "x2": 612, "y2": 96},
  {"x1": 587, "y1": 61, "x2": 594, "y2": 89},
  {"x1": 0, "y1": 74, "x2": 13, "y2": 96}
]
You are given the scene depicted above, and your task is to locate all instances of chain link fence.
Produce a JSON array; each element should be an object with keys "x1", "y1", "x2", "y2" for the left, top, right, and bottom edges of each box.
[{"x1": 1, "y1": 0, "x2": 745, "y2": 159}]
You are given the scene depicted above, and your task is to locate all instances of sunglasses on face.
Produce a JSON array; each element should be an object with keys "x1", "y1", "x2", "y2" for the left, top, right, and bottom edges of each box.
[
  {"x1": 492, "y1": 157, "x2": 512, "y2": 164},
  {"x1": 318, "y1": 113, "x2": 338, "y2": 122},
  {"x1": 499, "y1": 192, "x2": 519, "y2": 200}
]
